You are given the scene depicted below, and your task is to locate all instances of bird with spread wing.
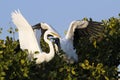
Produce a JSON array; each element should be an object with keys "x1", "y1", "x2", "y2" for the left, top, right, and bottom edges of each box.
[
  {"x1": 33, "y1": 19, "x2": 104, "y2": 63},
  {"x1": 11, "y1": 10, "x2": 60, "y2": 64}
]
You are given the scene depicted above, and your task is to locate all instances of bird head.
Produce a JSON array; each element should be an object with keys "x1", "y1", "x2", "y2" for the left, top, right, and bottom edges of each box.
[
  {"x1": 33, "y1": 22, "x2": 61, "y2": 37},
  {"x1": 33, "y1": 22, "x2": 61, "y2": 53},
  {"x1": 32, "y1": 22, "x2": 49, "y2": 30}
]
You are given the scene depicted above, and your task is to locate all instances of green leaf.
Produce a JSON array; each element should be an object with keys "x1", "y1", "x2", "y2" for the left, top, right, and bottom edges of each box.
[
  {"x1": 71, "y1": 68, "x2": 76, "y2": 75},
  {"x1": 0, "y1": 51, "x2": 3, "y2": 54},
  {"x1": 21, "y1": 59, "x2": 25, "y2": 65},
  {"x1": 1, "y1": 72, "x2": 6, "y2": 76},
  {"x1": 93, "y1": 40, "x2": 97, "y2": 48}
]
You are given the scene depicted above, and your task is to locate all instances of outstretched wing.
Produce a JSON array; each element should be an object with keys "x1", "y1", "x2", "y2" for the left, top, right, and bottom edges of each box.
[
  {"x1": 73, "y1": 20, "x2": 104, "y2": 46},
  {"x1": 74, "y1": 20, "x2": 104, "y2": 38},
  {"x1": 11, "y1": 10, "x2": 41, "y2": 53},
  {"x1": 65, "y1": 20, "x2": 89, "y2": 40}
]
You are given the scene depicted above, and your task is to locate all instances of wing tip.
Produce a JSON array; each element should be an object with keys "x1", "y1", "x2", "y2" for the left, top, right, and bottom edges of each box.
[{"x1": 11, "y1": 9, "x2": 21, "y2": 17}]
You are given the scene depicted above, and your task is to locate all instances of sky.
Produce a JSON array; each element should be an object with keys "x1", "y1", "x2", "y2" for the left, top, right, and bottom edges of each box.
[
  {"x1": 0, "y1": 0, "x2": 120, "y2": 71},
  {"x1": 0, "y1": 0, "x2": 120, "y2": 39}
]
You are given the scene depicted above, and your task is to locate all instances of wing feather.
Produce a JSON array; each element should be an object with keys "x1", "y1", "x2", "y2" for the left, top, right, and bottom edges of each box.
[
  {"x1": 74, "y1": 20, "x2": 104, "y2": 38},
  {"x1": 11, "y1": 10, "x2": 41, "y2": 53},
  {"x1": 73, "y1": 20, "x2": 104, "y2": 47}
]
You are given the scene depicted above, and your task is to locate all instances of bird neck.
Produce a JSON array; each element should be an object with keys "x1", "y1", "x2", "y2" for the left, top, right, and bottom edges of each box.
[{"x1": 44, "y1": 31, "x2": 55, "y2": 58}]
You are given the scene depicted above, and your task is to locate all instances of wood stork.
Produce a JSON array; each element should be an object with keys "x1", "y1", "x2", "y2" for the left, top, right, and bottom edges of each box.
[
  {"x1": 11, "y1": 10, "x2": 60, "y2": 64},
  {"x1": 33, "y1": 19, "x2": 104, "y2": 63}
]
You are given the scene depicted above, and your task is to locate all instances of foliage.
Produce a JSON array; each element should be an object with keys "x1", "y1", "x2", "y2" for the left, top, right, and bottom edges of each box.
[{"x1": 0, "y1": 16, "x2": 120, "y2": 80}]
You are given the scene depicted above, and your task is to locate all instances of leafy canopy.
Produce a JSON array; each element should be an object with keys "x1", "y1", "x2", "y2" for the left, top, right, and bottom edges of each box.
[{"x1": 0, "y1": 16, "x2": 120, "y2": 80}]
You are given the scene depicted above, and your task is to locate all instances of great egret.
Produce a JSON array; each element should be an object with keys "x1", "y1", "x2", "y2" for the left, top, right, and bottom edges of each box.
[
  {"x1": 11, "y1": 10, "x2": 60, "y2": 64},
  {"x1": 33, "y1": 20, "x2": 104, "y2": 62}
]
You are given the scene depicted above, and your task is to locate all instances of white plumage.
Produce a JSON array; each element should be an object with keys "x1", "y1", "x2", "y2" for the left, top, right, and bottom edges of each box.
[
  {"x1": 59, "y1": 20, "x2": 89, "y2": 62},
  {"x1": 33, "y1": 20, "x2": 89, "y2": 62},
  {"x1": 11, "y1": 10, "x2": 60, "y2": 64},
  {"x1": 34, "y1": 20, "x2": 104, "y2": 63}
]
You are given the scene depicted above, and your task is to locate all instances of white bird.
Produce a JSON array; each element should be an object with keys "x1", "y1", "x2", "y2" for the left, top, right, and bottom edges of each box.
[
  {"x1": 11, "y1": 10, "x2": 60, "y2": 64},
  {"x1": 33, "y1": 19, "x2": 104, "y2": 63}
]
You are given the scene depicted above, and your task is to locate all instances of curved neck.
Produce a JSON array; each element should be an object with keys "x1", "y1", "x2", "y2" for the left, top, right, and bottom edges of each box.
[{"x1": 44, "y1": 31, "x2": 55, "y2": 58}]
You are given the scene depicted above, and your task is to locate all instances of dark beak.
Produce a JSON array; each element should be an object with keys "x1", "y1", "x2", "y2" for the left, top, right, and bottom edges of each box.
[
  {"x1": 51, "y1": 38, "x2": 61, "y2": 51},
  {"x1": 32, "y1": 23, "x2": 41, "y2": 29},
  {"x1": 32, "y1": 24, "x2": 47, "y2": 37}
]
